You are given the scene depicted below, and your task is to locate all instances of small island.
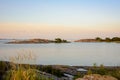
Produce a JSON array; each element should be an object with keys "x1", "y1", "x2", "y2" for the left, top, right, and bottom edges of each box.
[
  {"x1": 75, "y1": 37, "x2": 120, "y2": 43},
  {"x1": 6, "y1": 38, "x2": 70, "y2": 44}
]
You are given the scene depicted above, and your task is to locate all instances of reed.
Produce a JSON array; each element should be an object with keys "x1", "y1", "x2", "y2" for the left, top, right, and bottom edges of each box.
[{"x1": 3, "y1": 51, "x2": 53, "y2": 80}]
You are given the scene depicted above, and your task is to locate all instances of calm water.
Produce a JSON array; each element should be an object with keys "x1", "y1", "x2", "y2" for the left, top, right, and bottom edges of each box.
[{"x1": 0, "y1": 40, "x2": 120, "y2": 66}]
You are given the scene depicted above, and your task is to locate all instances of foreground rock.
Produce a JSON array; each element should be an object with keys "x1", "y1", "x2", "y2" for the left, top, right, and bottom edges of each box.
[{"x1": 76, "y1": 74, "x2": 118, "y2": 80}]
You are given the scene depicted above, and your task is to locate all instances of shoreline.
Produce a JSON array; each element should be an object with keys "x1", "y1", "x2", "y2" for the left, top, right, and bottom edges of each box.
[
  {"x1": 1, "y1": 61, "x2": 120, "y2": 80},
  {"x1": 1, "y1": 61, "x2": 120, "y2": 69}
]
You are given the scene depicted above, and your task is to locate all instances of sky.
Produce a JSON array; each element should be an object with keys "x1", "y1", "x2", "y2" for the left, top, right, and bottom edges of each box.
[{"x1": 0, "y1": 0, "x2": 120, "y2": 40}]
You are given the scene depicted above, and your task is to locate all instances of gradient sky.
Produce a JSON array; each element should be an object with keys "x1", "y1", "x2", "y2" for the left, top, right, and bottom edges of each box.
[{"x1": 0, "y1": 0, "x2": 120, "y2": 40}]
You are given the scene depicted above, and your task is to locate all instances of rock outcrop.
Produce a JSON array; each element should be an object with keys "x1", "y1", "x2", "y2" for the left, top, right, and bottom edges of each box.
[
  {"x1": 75, "y1": 39, "x2": 97, "y2": 42},
  {"x1": 76, "y1": 74, "x2": 118, "y2": 80},
  {"x1": 7, "y1": 39, "x2": 53, "y2": 44}
]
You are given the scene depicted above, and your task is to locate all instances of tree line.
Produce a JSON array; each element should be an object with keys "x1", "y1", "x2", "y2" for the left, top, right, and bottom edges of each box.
[{"x1": 96, "y1": 37, "x2": 120, "y2": 42}]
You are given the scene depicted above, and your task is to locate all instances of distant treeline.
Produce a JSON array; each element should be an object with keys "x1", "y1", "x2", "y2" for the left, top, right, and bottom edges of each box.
[
  {"x1": 54, "y1": 38, "x2": 70, "y2": 43},
  {"x1": 96, "y1": 37, "x2": 120, "y2": 42}
]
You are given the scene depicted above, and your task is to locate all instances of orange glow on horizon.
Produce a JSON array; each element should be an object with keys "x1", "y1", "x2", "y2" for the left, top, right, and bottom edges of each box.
[{"x1": 0, "y1": 23, "x2": 120, "y2": 39}]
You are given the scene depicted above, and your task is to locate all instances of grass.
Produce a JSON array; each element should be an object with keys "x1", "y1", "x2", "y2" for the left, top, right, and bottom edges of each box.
[
  {"x1": 4, "y1": 68, "x2": 52, "y2": 80},
  {"x1": 1, "y1": 51, "x2": 53, "y2": 80}
]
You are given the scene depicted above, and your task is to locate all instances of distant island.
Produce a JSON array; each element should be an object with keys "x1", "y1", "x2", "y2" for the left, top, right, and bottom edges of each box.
[
  {"x1": 75, "y1": 37, "x2": 120, "y2": 43},
  {"x1": 7, "y1": 38, "x2": 70, "y2": 44},
  {"x1": 5, "y1": 37, "x2": 120, "y2": 44}
]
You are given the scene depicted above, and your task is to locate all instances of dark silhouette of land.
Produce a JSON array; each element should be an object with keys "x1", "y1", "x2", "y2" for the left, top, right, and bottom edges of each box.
[
  {"x1": 6, "y1": 38, "x2": 70, "y2": 44},
  {"x1": 75, "y1": 37, "x2": 120, "y2": 43}
]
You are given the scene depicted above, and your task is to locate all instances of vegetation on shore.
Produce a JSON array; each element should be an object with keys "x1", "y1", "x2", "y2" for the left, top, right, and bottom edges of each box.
[
  {"x1": 0, "y1": 53, "x2": 55, "y2": 80},
  {"x1": 1, "y1": 61, "x2": 120, "y2": 80},
  {"x1": 75, "y1": 37, "x2": 120, "y2": 43},
  {"x1": 54, "y1": 38, "x2": 70, "y2": 43},
  {"x1": 0, "y1": 61, "x2": 55, "y2": 80},
  {"x1": 95, "y1": 37, "x2": 120, "y2": 42}
]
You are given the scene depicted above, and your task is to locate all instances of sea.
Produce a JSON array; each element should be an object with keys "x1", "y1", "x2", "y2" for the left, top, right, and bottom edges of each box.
[{"x1": 0, "y1": 39, "x2": 120, "y2": 66}]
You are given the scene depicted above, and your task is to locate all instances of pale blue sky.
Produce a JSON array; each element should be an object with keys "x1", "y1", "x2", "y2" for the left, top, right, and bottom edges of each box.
[{"x1": 0, "y1": 0, "x2": 120, "y2": 39}]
